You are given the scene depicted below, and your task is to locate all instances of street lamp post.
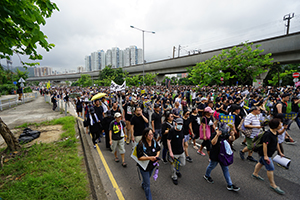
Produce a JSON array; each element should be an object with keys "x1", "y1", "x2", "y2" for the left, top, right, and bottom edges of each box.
[{"x1": 130, "y1": 26, "x2": 155, "y2": 85}]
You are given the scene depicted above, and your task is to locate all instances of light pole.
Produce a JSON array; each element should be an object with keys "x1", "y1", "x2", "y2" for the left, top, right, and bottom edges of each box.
[{"x1": 130, "y1": 25, "x2": 155, "y2": 85}]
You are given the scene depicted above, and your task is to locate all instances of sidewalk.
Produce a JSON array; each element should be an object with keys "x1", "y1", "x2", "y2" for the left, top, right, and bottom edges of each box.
[{"x1": 0, "y1": 94, "x2": 64, "y2": 146}]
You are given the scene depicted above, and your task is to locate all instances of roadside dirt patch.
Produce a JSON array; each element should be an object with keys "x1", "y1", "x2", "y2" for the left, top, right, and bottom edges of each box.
[{"x1": 0, "y1": 125, "x2": 64, "y2": 149}]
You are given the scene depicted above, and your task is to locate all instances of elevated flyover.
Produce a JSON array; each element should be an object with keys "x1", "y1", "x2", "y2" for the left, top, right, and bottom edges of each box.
[{"x1": 28, "y1": 31, "x2": 300, "y2": 82}]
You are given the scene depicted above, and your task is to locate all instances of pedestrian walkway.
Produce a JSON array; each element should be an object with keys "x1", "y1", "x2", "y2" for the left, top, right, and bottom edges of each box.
[
  {"x1": 0, "y1": 92, "x2": 37, "y2": 111},
  {"x1": 0, "y1": 93, "x2": 64, "y2": 146}
]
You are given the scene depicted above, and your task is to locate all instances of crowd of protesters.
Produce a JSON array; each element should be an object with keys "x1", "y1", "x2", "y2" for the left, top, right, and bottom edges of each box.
[{"x1": 37, "y1": 84, "x2": 300, "y2": 199}]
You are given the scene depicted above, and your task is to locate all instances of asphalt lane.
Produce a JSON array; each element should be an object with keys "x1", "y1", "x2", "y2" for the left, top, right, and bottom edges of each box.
[{"x1": 96, "y1": 122, "x2": 300, "y2": 200}]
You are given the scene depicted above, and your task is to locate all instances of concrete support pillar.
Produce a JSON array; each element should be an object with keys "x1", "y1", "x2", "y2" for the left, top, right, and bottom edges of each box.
[{"x1": 253, "y1": 69, "x2": 270, "y2": 87}]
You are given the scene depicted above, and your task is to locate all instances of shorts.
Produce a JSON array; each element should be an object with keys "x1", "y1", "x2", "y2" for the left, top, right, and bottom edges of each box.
[
  {"x1": 111, "y1": 138, "x2": 125, "y2": 154},
  {"x1": 259, "y1": 156, "x2": 274, "y2": 171},
  {"x1": 246, "y1": 137, "x2": 253, "y2": 151},
  {"x1": 184, "y1": 134, "x2": 190, "y2": 142},
  {"x1": 155, "y1": 129, "x2": 162, "y2": 138},
  {"x1": 201, "y1": 139, "x2": 211, "y2": 151}
]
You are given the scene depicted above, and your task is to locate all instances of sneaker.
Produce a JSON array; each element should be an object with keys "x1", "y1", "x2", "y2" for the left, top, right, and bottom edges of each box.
[
  {"x1": 241, "y1": 142, "x2": 247, "y2": 146},
  {"x1": 203, "y1": 175, "x2": 214, "y2": 184},
  {"x1": 285, "y1": 138, "x2": 297, "y2": 145},
  {"x1": 186, "y1": 156, "x2": 193, "y2": 163},
  {"x1": 176, "y1": 172, "x2": 182, "y2": 178},
  {"x1": 227, "y1": 185, "x2": 240, "y2": 192},
  {"x1": 247, "y1": 156, "x2": 258, "y2": 163},
  {"x1": 197, "y1": 151, "x2": 206, "y2": 156},
  {"x1": 94, "y1": 145, "x2": 96, "y2": 149},
  {"x1": 172, "y1": 178, "x2": 178, "y2": 185},
  {"x1": 239, "y1": 150, "x2": 245, "y2": 160}
]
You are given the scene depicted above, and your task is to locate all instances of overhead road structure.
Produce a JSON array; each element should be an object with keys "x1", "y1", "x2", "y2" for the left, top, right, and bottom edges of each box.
[{"x1": 28, "y1": 32, "x2": 300, "y2": 82}]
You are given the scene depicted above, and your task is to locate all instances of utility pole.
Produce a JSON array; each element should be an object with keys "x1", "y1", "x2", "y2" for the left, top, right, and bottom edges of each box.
[
  {"x1": 173, "y1": 46, "x2": 176, "y2": 58},
  {"x1": 283, "y1": 13, "x2": 294, "y2": 35},
  {"x1": 178, "y1": 45, "x2": 181, "y2": 57}
]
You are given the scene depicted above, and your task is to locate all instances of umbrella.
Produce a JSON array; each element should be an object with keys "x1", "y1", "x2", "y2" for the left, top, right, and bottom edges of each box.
[{"x1": 91, "y1": 93, "x2": 106, "y2": 101}]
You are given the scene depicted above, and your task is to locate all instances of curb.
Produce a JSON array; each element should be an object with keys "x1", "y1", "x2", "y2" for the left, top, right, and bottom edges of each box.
[{"x1": 76, "y1": 118, "x2": 107, "y2": 200}]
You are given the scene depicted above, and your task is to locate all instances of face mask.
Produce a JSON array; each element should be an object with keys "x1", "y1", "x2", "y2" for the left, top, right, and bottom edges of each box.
[{"x1": 176, "y1": 125, "x2": 183, "y2": 130}]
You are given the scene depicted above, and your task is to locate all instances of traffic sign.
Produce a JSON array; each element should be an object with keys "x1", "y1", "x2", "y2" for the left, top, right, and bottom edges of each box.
[
  {"x1": 20, "y1": 83, "x2": 24, "y2": 87},
  {"x1": 292, "y1": 72, "x2": 299, "y2": 78},
  {"x1": 18, "y1": 77, "x2": 26, "y2": 83},
  {"x1": 293, "y1": 78, "x2": 299, "y2": 82},
  {"x1": 220, "y1": 77, "x2": 224, "y2": 81},
  {"x1": 13, "y1": 81, "x2": 17, "y2": 85}
]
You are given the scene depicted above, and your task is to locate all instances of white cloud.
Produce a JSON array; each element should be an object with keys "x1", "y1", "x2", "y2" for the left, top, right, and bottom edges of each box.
[{"x1": 10, "y1": 0, "x2": 300, "y2": 71}]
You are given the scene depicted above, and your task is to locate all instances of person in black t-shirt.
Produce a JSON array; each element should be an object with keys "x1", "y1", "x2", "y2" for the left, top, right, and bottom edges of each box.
[
  {"x1": 167, "y1": 118, "x2": 186, "y2": 185},
  {"x1": 137, "y1": 128, "x2": 161, "y2": 200},
  {"x1": 151, "y1": 104, "x2": 162, "y2": 141},
  {"x1": 102, "y1": 110, "x2": 114, "y2": 149},
  {"x1": 131, "y1": 106, "x2": 149, "y2": 147},
  {"x1": 161, "y1": 112, "x2": 174, "y2": 163},
  {"x1": 109, "y1": 112, "x2": 127, "y2": 167},
  {"x1": 287, "y1": 96, "x2": 300, "y2": 130},
  {"x1": 123, "y1": 97, "x2": 137, "y2": 144},
  {"x1": 190, "y1": 107, "x2": 201, "y2": 150},
  {"x1": 182, "y1": 110, "x2": 193, "y2": 162},
  {"x1": 252, "y1": 118, "x2": 285, "y2": 195}
]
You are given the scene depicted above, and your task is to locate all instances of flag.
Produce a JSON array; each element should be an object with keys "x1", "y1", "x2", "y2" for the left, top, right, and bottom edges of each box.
[
  {"x1": 110, "y1": 80, "x2": 126, "y2": 92},
  {"x1": 46, "y1": 81, "x2": 51, "y2": 89}
]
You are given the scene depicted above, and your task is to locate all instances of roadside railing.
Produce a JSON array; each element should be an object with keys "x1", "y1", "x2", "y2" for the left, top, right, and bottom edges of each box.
[
  {"x1": 44, "y1": 95, "x2": 77, "y2": 117},
  {"x1": 0, "y1": 92, "x2": 38, "y2": 111}
]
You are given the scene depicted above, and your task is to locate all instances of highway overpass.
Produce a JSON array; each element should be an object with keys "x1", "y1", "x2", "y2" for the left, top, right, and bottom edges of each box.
[{"x1": 28, "y1": 31, "x2": 300, "y2": 82}]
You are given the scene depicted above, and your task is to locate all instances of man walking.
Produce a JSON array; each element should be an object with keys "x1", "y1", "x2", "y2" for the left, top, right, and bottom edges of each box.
[{"x1": 167, "y1": 118, "x2": 186, "y2": 185}]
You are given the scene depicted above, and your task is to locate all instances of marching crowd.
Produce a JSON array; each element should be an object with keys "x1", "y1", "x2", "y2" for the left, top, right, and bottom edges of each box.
[{"x1": 39, "y1": 84, "x2": 300, "y2": 199}]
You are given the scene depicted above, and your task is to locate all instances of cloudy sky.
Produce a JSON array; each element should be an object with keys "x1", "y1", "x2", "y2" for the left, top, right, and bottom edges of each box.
[{"x1": 8, "y1": 0, "x2": 300, "y2": 71}]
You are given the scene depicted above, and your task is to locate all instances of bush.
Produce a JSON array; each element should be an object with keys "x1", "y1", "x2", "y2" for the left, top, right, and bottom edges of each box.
[
  {"x1": 0, "y1": 84, "x2": 17, "y2": 95},
  {"x1": 23, "y1": 87, "x2": 32, "y2": 93}
]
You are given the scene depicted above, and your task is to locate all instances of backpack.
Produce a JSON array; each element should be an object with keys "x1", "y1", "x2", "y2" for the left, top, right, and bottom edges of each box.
[
  {"x1": 251, "y1": 132, "x2": 265, "y2": 152},
  {"x1": 218, "y1": 139, "x2": 234, "y2": 166}
]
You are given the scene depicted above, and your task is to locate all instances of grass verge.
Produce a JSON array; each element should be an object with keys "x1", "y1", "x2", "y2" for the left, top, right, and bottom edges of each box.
[{"x1": 0, "y1": 116, "x2": 89, "y2": 200}]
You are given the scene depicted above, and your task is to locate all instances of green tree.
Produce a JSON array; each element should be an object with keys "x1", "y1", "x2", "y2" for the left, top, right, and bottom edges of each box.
[
  {"x1": 76, "y1": 74, "x2": 92, "y2": 87},
  {"x1": 125, "y1": 74, "x2": 142, "y2": 86},
  {"x1": 13, "y1": 68, "x2": 28, "y2": 87},
  {"x1": 189, "y1": 42, "x2": 273, "y2": 86},
  {"x1": 98, "y1": 65, "x2": 126, "y2": 86},
  {"x1": 265, "y1": 63, "x2": 300, "y2": 86},
  {"x1": 0, "y1": 0, "x2": 59, "y2": 67},
  {"x1": 144, "y1": 73, "x2": 157, "y2": 86}
]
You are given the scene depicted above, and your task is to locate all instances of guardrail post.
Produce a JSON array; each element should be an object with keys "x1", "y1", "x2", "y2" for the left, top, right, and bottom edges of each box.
[
  {"x1": 35, "y1": 92, "x2": 37, "y2": 98},
  {"x1": 57, "y1": 99, "x2": 60, "y2": 111},
  {"x1": 65, "y1": 101, "x2": 67, "y2": 116},
  {"x1": 0, "y1": 100, "x2": 2, "y2": 111},
  {"x1": 15, "y1": 97, "x2": 17, "y2": 106},
  {"x1": 9, "y1": 99, "x2": 11, "y2": 108}
]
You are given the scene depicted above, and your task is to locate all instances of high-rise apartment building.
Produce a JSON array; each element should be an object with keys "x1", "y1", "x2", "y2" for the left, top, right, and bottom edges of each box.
[
  {"x1": 130, "y1": 45, "x2": 138, "y2": 66},
  {"x1": 106, "y1": 49, "x2": 112, "y2": 66},
  {"x1": 138, "y1": 48, "x2": 143, "y2": 64},
  {"x1": 124, "y1": 48, "x2": 131, "y2": 67},
  {"x1": 77, "y1": 66, "x2": 85, "y2": 72},
  {"x1": 119, "y1": 50, "x2": 124, "y2": 68},
  {"x1": 91, "y1": 50, "x2": 105, "y2": 71},
  {"x1": 85, "y1": 55, "x2": 91, "y2": 71},
  {"x1": 34, "y1": 67, "x2": 52, "y2": 77},
  {"x1": 112, "y1": 47, "x2": 120, "y2": 68}
]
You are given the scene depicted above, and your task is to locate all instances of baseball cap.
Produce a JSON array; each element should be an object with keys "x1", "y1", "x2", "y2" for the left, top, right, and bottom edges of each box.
[
  {"x1": 175, "y1": 118, "x2": 183, "y2": 124},
  {"x1": 201, "y1": 97, "x2": 207, "y2": 101},
  {"x1": 154, "y1": 104, "x2": 161, "y2": 108},
  {"x1": 114, "y1": 112, "x2": 122, "y2": 118},
  {"x1": 204, "y1": 107, "x2": 214, "y2": 114}
]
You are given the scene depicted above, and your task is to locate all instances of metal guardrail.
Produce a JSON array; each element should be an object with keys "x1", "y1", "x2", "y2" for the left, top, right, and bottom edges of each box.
[
  {"x1": 0, "y1": 92, "x2": 38, "y2": 111},
  {"x1": 44, "y1": 95, "x2": 77, "y2": 116}
]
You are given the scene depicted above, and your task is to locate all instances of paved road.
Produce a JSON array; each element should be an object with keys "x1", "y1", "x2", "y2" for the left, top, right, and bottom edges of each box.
[{"x1": 96, "y1": 123, "x2": 300, "y2": 200}]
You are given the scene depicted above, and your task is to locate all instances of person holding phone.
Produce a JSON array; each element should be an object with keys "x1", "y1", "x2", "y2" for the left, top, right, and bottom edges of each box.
[
  {"x1": 137, "y1": 128, "x2": 161, "y2": 200},
  {"x1": 252, "y1": 118, "x2": 285, "y2": 195}
]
